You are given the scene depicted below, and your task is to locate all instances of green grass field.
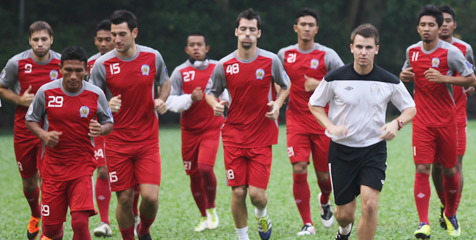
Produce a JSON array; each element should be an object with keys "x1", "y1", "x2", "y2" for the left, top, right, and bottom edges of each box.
[{"x1": 1, "y1": 122, "x2": 476, "y2": 239}]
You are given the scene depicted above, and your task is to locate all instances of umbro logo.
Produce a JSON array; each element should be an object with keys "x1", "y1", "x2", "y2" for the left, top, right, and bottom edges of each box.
[{"x1": 345, "y1": 86, "x2": 354, "y2": 91}]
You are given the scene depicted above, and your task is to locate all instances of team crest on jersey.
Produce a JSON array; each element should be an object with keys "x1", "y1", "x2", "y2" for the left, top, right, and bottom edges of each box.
[
  {"x1": 310, "y1": 59, "x2": 319, "y2": 69},
  {"x1": 141, "y1": 64, "x2": 150, "y2": 76},
  {"x1": 0, "y1": 69, "x2": 5, "y2": 79},
  {"x1": 79, "y1": 106, "x2": 90, "y2": 118},
  {"x1": 27, "y1": 105, "x2": 33, "y2": 115},
  {"x1": 206, "y1": 78, "x2": 213, "y2": 89},
  {"x1": 50, "y1": 70, "x2": 58, "y2": 80},
  {"x1": 256, "y1": 69, "x2": 265, "y2": 80},
  {"x1": 431, "y1": 58, "x2": 440, "y2": 68}
]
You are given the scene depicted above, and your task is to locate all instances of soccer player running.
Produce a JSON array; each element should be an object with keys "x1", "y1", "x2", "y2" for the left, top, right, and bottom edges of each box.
[
  {"x1": 400, "y1": 5, "x2": 476, "y2": 238},
  {"x1": 205, "y1": 8, "x2": 290, "y2": 240},
  {"x1": 166, "y1": 32, "x2": 223, "y2": 232},
  {"x1": 430, "y1": 5, "x2": 475, "y2": 231},
  {"x1": 309, "y1": 24, "x2": 416, "y2": 240},
  {"x1": 277, "y1": 7, "x2": 344, "y2": 236},
  {"x1": 90, "y1": 10, "x2": 170, "y2": 240},
  {"x1": 26, "y1": 46, "x2": 113, "y2": 240},
  {"x1": 0, "y1": 21, "x2": 61, "y2": 240},
  {"x1": 87, "y1": 19, "x2": 116, "y2": 238}
]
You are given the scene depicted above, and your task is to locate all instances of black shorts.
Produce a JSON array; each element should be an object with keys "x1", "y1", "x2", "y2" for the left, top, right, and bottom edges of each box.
[{"x1": 329, "y1": 140, "x2": 387, "y2": 206}]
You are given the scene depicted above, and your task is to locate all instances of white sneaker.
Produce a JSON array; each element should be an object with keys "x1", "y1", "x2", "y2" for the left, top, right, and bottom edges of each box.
[
  {"x1": 93, "y1": 222, "x2": 113, "y2": 237},
  {"x1": 134, "y1": 215, "x2": 140, "y2": 237},
  {"x1": 297, "y1": 223, "x2": 315, "y2": 236},
  {"x1": 206, "y1": 208, "x2": 219, "y2": 229},
  {"x1": 318, "y1": 192, "x2": 334, "y2": 228},
  {"x1": 194, "y1": 217, "x2": 208, "y2": 232}
]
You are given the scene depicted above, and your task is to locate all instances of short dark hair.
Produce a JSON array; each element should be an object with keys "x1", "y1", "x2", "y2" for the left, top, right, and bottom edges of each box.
[
  {"x1": 295, "y1": 8, "x2": 319, "y2": 25},
  {"x1": 235, "y1": 8, "x2": 261, "y2": 29},
  {"x1": 439, "y1": 5, "x2": 456, "y2": 22},
  {"x1": 60, "y1": 46, "x2": 88, "y2": 66},
  {"x1": 96, "y1": 19, "x2": 111, "y2": 32},
  {"x1": 29, "y1": 21, "x2": 53, "y2": 37},
  {"x1": 186, "y1": 32, "x2": 208, "y2": 46},
  {"x1": 110, "y1": 10, "x2": 137, "y2": 31},
  {"x1": 351, "y1": 23, "x2": 379, "y2": 45},
  {"x1": 417, "y1": 5, "x2": 443, "y2": 27}
]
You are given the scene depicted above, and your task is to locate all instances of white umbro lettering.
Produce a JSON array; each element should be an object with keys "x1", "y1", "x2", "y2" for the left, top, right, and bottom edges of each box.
[
  {"x1": 417, "y1": 193, "x2": 425, "y2": 198},
  {"x1": 411, "y1": 51, "x2": 419, "y2": 62}
]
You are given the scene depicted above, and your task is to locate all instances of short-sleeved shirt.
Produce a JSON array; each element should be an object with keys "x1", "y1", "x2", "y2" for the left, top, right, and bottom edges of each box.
[
  {"x1": 450, "y1": 38, "x2": 475, "y2": 126},
  {"x1": 402, "y1": 40, "x2": 473, "y2": 127},
  {"x1": 169, "y1": 59, "x2": 224, "y2": 132},
  {"x1": 278, "y1": 43, "x2": 344, "y2": 134},
  {"x1": 310, "y1": 63, "x2": 415, "y2": 147},
  {"x1": 25, "y1": 79, "x2": 113, "y2": 181},
  {"x1": 90, "y1": 45, "x2": 169, "y2": 144},
  {"x1": 205, "y1": 48, "x2": 290, "y2": 148},
  {"x1": 0, "y1": 49, "x2": 61, "y2": 142},
  {"x1": 87, "y1": 52, "x2": 102, "y2": 75}
]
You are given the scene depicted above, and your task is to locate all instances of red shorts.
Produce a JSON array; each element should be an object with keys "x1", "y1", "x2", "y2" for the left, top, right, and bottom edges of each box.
[
  {"x1": 223, "y1": 146, "x2": 272, "y2": 190},
  {"x1": 457, "y1": 124, "x2": 466, "y2": 156},
  {"x1": 14, "y1": 138, "x2": 42, "y2": 179},
  {"x1": 287, "y1": 132, "x2": 330, "y2": 172},
  {"x1": 182, "y1": 129, "x2": 220, "y2": 175},
  {"x1": 94, "y1": 136, "x2": 106, "y2": 167},
  {"x1": 41, "y1": 175, "x2": 96, "y2": 225},
  {"x1": 106, "y1": 141, "x2": 161, "y2": 192},
  {"x1": 412, "y1": 124, "x2": 457, "y2": 168}
]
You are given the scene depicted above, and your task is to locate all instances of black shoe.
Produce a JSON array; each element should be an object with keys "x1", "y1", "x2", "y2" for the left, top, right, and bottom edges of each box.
[
  {"x1": 138, "y1": 232, "x2": 152, "y2": 240},
  {"x1": 335, "y1": 224, "x2": 352, "y2": 240}
]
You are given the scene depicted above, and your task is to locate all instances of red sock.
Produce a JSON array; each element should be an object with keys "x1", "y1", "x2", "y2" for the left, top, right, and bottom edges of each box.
[
  {"x1": 119, "y1": 225, "x2": 135, "y2": 240},
  {"x1": 435, "y1": 189, "x2": 446, "y2": 207},
  {"x1": 443, "y1": 172, "x2": 459, "y2": 217},
  {"x1": 42, "y1": 223, "x2": 63, "y2": 239},
  {"x1": 455, "y1": 192, "x2": 462, "y2": 212},
  {"x1": 190, "y1": 171, "x2": 207, "y2": 216},
  {"x1": 133, "y1": 185, "x2": 140, "y2": 217},
  {"x1": 71, "y1": 211, "x2": 90, "y2": 240},
  {"x1": 24, "y1": 186, "x2": 41, "y2": 218},
  {"x1": 198, "y1": 163, "x2": 217, "y2": 209},
  {"x1": 95, "y1": 177, "x2": 111, "y2": 224},
  {"x1": 414, "y1": 172, "x2": 430, "y2": 224},
  {"x1": 317, "y1": 177, "x2": 332, "y2": 205},
  {"x1": 293, "y1": 172, "x2": 312, "y2": 225},
  {"x1": 138, "y1": 214, "x2": 155, "y2": 236}
]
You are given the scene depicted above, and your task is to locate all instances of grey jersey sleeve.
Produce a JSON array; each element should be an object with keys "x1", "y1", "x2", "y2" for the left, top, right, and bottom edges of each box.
[
  {"x1": 402, "y1": 47, "x2": 412, "y2": 70},
  {"x1": 96, "y1": 89, "x2": 114, "y2": 124},
  {"x1": 205, "y1": 62, "x2": 226, "y2": 98},
  {"x1": 271, "y1": 55, "x2": 290, "y2": 90},
  {"x1": 169, "y1": 67, "x2": 184, "y2": 95},
  {"x1": 90, "y1": 61, "x2": 107, "y2": 91},
  {"x1": 390, "y1": 81, "x2": 415, "y2": 112},
  {"x1": 0, "y1": 58, "x2": 19, "y2": 88},
  {"x1": 325, "y1": 49, "x2": 344, "y2": 71},
  {"x1": 448, "y1": 47, "x2": 474, "y2": 77},
  {"x1": 277, "y1": 48, "x2": 285, "y2": 65},
  {"x1": 309, "y1": 79, "x2": 333, "y2": 107},
  {"x1": 465, "y1": 45, "x2": 475, "y2": 70},
  {"x1": 155, "y1": 52, "x2": 169, "y2": 86},
  {"x1": 25, "y1": 87, "x2": 46, "y2": 122}
]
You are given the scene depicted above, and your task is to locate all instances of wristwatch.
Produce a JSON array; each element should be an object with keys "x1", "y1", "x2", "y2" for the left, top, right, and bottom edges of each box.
[{"x1": 396, "y1": 118, "x2": 404, "y2": 130}]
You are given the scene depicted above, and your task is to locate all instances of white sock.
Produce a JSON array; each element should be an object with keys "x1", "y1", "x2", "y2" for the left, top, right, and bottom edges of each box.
[
  {"x1": 236, "y1": 226, "x2": 249, "y2": 240},
  {"x1": 339, "y1": 223, "x2": 352, "y2": 235},
  {"x1": 255, "y1": 206, "x2": 267, "y2": 218}
]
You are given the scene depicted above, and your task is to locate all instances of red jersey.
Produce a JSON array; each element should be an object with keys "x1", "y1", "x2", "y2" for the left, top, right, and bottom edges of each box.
[
  {"x1": 403, "y1": 40, "x2": 473, "y2": 127},
  {"x1": 88, "y1": 52, "x2": 105, "y2": 146},
  {"x1": 168, "y1": 59, "x2": 224, "y2": 132},
  {"x1": 0, "y1": 49, "x2": 61, "y2": 143},
  {"x1": 206, "y1": 48, "x2": 290, "y2": 148},
  {"x1": 90, "y1": 45, "x2": 169, "y2": 144},
  {"x1": 451, "y1": 38, "x2": 474, "y2": 126},
  {"x1": 25, "y1": 79, "x2": 113, "y2": 181},
  {"x1": 278, "y1": 43, "x2": 343, "y2": 134}
]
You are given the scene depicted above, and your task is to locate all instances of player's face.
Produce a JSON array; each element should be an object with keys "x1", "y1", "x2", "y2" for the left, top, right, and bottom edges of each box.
[
  {"x1": 29, "y1": 30, "x2": 53, "y2": 59},
  {"x1": 111, "y1": 22, "x2": 138, "y2": 53},
  {"x1": 60, "y1": 60, "x2": 87, "y2": 93},
  {"x1": 417, "y1": 16, "x2": 441, "y2": 43},
  {"x1": 294, "y1": 16, "x2": 318, "y2": 42},
  {"x1": 94, "y1": 30, "x2": 114, "y2": 55},
  {"x1": 350, "y1": 34, "x2": 379, "y2": 68},
  {"x1": 440, "y1": 12, "x2": 457, "y2": 40},
  {"x1": 185, "y1": 36, "x2": 209, "y2": 61},
  {"x1": 235, "y1": 18, "x2": 261, "y2": 50}
]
